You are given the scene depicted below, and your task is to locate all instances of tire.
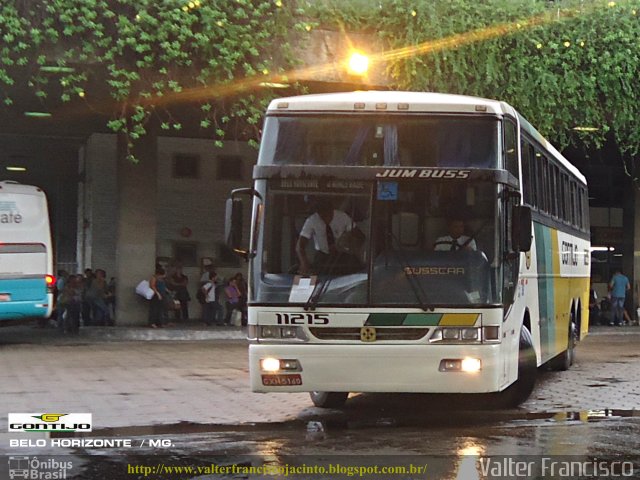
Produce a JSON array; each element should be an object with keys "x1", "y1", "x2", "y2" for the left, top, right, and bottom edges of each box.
[
  {"x1": 309, "y1": 391, "x2": 349, "y2": 408},
  {"x1": 496, "y1": 326, "x2": 537, "y2": 408},
  {"x1": 549, "y1": 319, "x2": 577, "y2": 371}
]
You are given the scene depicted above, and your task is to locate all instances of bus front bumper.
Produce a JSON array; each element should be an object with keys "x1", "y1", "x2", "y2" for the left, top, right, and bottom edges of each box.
[{"x1": 249, "y1": 343, "x2": 506, "y2": 394}]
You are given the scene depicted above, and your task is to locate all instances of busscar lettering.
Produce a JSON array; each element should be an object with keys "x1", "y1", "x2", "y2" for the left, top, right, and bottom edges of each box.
[
  {"x1": 376, "y1": 168, "x2": 470, "y2": 179},
  {"x1": 404, "y1": 267, "x2": 465, "y2": 275}
]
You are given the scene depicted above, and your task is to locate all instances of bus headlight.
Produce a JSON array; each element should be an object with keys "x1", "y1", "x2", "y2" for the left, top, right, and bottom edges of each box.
[
  {"x1": 260, "y1": 358, "x2": 302, "y2": 372},
  {"x1": 442, "y1": 328, "x2": 460, "y2": 340},
  {"x1": 461, "y1": 328, "x2": 479, "y2": 341},
  {"x1": 261, "y1": 326, "x2": 280, "y2": 338},
  {"x1": 429, "y1": 326, "x2": 500, "y2": 344},
  {"x1": 249, "y1": 325, "x2": 308, "y2": 342},
  {"x1": 430, "y1": 327, "x2": 481, "y2": 343},
  {"x1": 439, "y1": 358, "x2": 482, "y2": 372},
  {"x1": 281, "y1": 326, "x2": 298, "y2": 338}
]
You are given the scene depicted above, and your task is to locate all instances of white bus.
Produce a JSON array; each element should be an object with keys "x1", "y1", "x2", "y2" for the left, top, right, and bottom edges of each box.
[
  {"x1": 227, "y1": 91, "x2": 590, "y2": 407},
  {"x1": 0, "y1": 181, "x2": 55, "y2": 323}
]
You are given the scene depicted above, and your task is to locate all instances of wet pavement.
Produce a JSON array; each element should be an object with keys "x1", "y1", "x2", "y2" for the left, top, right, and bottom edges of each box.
[{"x1": 1, "y1": 323, "x2": 639, "y2": 478}]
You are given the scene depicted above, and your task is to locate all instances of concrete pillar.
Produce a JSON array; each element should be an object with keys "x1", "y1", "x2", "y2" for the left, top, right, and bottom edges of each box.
[
  {"x1": 115, "y1": 135, "x2": 158, "y2": 325},
  {"x1": 78, "y1": 134, "x2": 118, "y2": 275}
]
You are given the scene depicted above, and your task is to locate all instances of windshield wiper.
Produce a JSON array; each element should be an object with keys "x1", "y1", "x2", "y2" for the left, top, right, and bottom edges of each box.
[{"x1": 304, "y1": 254, "x2": 341, "y2": 311}]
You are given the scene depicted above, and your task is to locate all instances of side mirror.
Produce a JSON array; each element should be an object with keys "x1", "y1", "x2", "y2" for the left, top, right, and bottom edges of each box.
[
  {"x1": 225, "y1": 188, "x2": 262, "y2": 260},
  {"x1": 512, "y1": 205, "x2": 532, "y2": 252},
  {"x1": 225, "y1": 198, "x2": 245, "y2": 257}
]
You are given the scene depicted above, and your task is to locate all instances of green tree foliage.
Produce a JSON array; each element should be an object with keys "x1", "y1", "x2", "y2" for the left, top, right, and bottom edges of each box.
[
  {"x1": 0, "y1": 0, "x2": 307, "y2": 160},
  {"x1": 3, "y1": 0, "x2": 640, "y2": 161},
  {"x1": 311, "y1": 0, "x2": 640, "y2": 155}
]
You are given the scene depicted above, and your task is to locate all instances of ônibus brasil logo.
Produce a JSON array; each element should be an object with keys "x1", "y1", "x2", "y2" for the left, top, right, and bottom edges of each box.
[{"x1": 8, "y1": 413, "x2": 92, "y2": 432}]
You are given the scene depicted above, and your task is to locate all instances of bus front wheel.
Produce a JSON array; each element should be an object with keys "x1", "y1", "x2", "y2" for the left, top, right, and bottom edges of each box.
[
  {"x1": 309, "y1": 391, "x2": 349, "y2": 408},
  {"x1": 496, "y1": 326, "x2": 537, "y2": 408}
]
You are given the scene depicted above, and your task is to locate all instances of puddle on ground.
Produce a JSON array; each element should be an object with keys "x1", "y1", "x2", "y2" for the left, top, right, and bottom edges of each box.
[{"x1": 51, "y1": 408, "x2": 639, "y2": 439}]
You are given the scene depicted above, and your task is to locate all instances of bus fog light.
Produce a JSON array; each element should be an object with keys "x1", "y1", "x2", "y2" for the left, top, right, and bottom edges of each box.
[
  {"x1": 461, "y1": 328, "x2": 479, "y2": 341},
  {"x1": 261, "y1": 357, "x2": 281, "y2": 372},
  {"x1": 439, "y1": 359, "x2": 461, "y2": 371},
  {"x1": 461, "y1": 357, "x2": 482, "y2": 373},
  {"x1": 280, "y1": 359, "x2": 301, "y2": 371},
  {"x1": 442, "y1": 328, "x2": 460, "y2": 340}
]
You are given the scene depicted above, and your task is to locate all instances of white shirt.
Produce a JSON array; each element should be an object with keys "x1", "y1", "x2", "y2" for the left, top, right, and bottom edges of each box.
[
  {"x1": 203, "y1": 281, "x2": 217, "y2": 303},
  {"x1": 434, "y1": 235, "x2": 477, "y2": 251},
  {"x1": 300, "y1": 210, "x2": 355, "y2": 254}
]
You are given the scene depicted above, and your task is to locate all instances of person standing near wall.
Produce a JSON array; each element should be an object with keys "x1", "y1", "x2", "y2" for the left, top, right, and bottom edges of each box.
[
  {"x1": 201, "y1": 271, "x2": 220, "y2": 326},
  {"x1": 149, "y1": 266, "x2": 168, "y2": 328},
  {"x1": 609, "y1": 269, "x2": 631, "y2": 326},
  {"x1": 234, "y1": 272, "x2": 248, "y2": 325},
  {"x1": 167, "y1": 264, "x2": 190, "y2": 321},
  {"x1": 224, "y1": 277, "x2": 243, "y2": 326}
]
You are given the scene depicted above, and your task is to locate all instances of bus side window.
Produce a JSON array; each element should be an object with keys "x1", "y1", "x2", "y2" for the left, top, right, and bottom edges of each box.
[
  {"x1": 521, "y1": 139, "x2": 532, "y2": 204},
  {"x1": 504, "y1": 120, "x2": 518, "y2": 178}
]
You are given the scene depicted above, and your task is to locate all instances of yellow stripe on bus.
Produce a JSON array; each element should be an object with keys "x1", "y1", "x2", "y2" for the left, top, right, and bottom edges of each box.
[{"x1": 438, "y1": 313, "x2": 480, "y2": 326}]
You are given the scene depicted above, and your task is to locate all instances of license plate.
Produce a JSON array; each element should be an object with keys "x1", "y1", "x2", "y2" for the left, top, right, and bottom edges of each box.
[
  {"x1": 0, "y1": 294, "x2": 10, "y2": 302},
  {"x1": 262, "y1": 374, "x2": 302, "y2": 386}
]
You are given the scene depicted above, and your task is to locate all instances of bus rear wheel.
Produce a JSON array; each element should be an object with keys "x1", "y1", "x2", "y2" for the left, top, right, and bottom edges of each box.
[
  {"x1": 549, "y1": 319, "x2": 577, "y2": 371},
  {"x1": 496, "y1": 326, "x2": 537, "y2": 408},
  {"x1": 309, "y1": 391, "x2": 349, "y2": 408}
]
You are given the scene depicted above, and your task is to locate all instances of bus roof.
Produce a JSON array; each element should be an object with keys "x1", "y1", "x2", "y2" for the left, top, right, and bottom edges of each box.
[
  {"x1": 267, "y1": 90, "x2": 512, "y2": 116},
  {"x1": 0, "y1": 181, "x2": 46, "y2": 196},
  {"x1": 267, "y1": 91, "x2": 586, "y2": 185}
]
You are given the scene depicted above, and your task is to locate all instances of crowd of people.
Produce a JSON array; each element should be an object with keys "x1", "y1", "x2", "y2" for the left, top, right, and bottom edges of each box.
[
  {"x1": 590, "y1": 269, "x2": 638, "y2": 326},
  {"x1": 146, "y1": 263, "x2": 247, "y2": 329},
  {"x1": 53, "y1": 268, "x2": 116, "y2": 334}
]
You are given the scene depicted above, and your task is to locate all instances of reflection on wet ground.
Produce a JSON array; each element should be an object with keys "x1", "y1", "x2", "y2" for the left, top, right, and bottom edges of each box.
[
  {"x1": 59, "y1": 406, "x2": 640, "y2": 440},
  {"x1": 62, "y1": 411, "x2": 640, "y2": 480},
  {"x1": 18, "y1": 399, "x2": 640, "y2": 479}
]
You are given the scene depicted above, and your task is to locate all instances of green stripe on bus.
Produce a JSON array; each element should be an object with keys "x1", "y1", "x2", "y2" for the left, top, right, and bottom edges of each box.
[
  {"x1": 403, "y1": 313, "x2": 443, "y2": 326},
  {"x1": 535, "y1": 223, "x2": 555, "y2": 361},
  {"x1": 366, "y1": 313, "x2": 480, "y2": 326},
  {"x1": 366, "y1": 313, "x2": 407, "y2": 326}
]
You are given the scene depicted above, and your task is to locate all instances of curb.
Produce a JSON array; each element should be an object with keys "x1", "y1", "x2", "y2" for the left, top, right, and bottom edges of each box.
[
  {"x1": 82, "y1": 326, "x2": 247, "y2": 342},
  {"x1": 1, "y1": 323, "x2": 247, "y2": 344}
]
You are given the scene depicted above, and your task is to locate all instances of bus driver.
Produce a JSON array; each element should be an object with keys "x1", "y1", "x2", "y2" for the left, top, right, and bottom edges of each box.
[
  {"x1": 434, "y1": 217, "x2": 477, "y2": 252},
  {"x1": 296, "y1": 199, "x2": 364, "y2": 276}
]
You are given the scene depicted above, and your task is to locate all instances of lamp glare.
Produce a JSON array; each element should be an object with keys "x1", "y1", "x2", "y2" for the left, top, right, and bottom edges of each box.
[{"x1": 348, "y1": 52, "x2": 369, "y2": 76}]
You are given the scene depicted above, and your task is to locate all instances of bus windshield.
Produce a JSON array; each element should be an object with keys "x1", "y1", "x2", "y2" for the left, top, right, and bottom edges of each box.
[
  {"x1": 259, "y1": 115, "x2": 500, "y2": 168},
  {"x1": 255, "y1": 179, "x2": 501, "y2": 306}
]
